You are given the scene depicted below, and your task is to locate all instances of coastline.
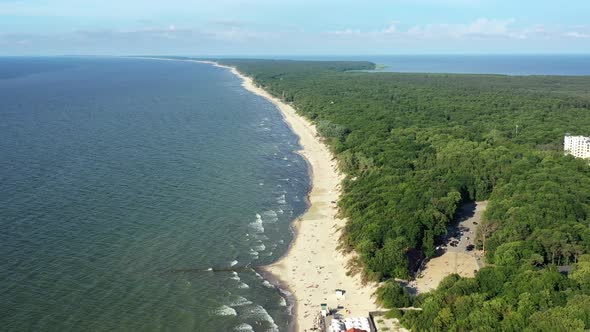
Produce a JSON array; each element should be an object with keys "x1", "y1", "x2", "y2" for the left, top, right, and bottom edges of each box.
[
  {"x1": 204, "y1": 60, "x2": 382, "y2": 331},
  {"x1": 132, "y1": 57, "x2": 381, "y2": 330}
]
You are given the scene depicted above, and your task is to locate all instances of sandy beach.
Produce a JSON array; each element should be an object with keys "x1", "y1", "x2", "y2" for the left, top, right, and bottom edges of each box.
[{"x1": 203, "y1": 60, "x2": 382, "y2": 331}]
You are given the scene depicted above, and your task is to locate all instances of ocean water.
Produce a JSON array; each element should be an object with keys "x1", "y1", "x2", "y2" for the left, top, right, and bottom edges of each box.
[{"x1": 0, "y1": 57, "x2": 310, "y2": 331}]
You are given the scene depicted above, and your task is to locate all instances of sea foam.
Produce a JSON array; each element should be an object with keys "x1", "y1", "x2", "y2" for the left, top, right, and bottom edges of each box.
[
  {"x1": 253, "y1": 242, "x2": 266, "y2": 252},
  {"x1": 261, "y1": 210, "x2": 278, "y2": 223},
  {"x1": 242, "y1": 305, "x2": 279, "y2": 331},
  {"x1": 228, "y1": 295, "x2": 253, "y2": 307},
  {"x1": 213, "y1": 305, "x2": 237, "y2": 316},
  {"x1": 278, "y1": 297, "x2": 287, "y2": 307},
  {"x1": 234, "y1": 323, "x2": 254, "y2": 332},
  {"x1": 248, "y1": 219, "x2": 264, "y2": 234}
]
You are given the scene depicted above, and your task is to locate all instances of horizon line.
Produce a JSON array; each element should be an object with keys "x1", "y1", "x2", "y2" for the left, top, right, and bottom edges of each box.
[{"x1": 1, "y1": 53, "x2": 590, "y2": 59}]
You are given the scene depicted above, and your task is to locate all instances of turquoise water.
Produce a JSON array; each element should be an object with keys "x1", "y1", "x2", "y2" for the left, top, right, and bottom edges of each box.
[{"x1": 0, "y1": 57, "x2": 309, "y2": 331}]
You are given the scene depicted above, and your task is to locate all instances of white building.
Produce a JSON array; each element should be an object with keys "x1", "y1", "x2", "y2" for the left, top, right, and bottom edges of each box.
[
  {"x1": 329, "y1": 317, "x2": 372, "y2": 332},
  {"x1": 564, "y1": 134, "x2": 590, "y2": 159}
]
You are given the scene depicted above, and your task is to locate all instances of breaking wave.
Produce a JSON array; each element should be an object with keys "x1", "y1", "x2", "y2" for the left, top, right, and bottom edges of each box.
[{"x1": 212, "y1": 305, "x2": 237, "y2": 316}]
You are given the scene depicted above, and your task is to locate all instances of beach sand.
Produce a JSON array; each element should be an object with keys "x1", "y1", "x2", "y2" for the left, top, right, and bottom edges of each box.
[
  {"x1": 413, "y1": 251, "x2": 479, "y2": 294},
  {"x1": 202, "y1": 60, "x2": 382, "y2": 331}
]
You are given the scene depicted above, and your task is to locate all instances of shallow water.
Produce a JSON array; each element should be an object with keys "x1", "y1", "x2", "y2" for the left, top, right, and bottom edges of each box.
[{"x1": 0, "y1": 57, "x2": 309, "y2": 331}]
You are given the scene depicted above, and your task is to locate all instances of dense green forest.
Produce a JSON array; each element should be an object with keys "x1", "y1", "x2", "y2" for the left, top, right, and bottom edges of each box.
[{"x1": 215, "y1": 59, "x2": 590, "y2": 331}]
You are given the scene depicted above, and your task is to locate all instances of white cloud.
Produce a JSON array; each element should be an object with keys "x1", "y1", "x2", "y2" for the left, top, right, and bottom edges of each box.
[
  {"x1": 400, "y1": 18, "x2": 521, "y2": 39},
  {"x1": 207, "y1": 19, "x2": 250, "y2": 28},
  {"x1": 564, "y1": 31, "x2": 589, "y2": 38},
  {"x1": 327, "y1": 23, "x2": 399, "y2": 37},
  {"x1": 325, "y1": 18, "x2": 563, "y2": 41},
  {"x1": 326, "y1": 28, "x2": 362, "y2": 36},
  {"x1": 382, "y1": 23, "x2": 397, "y2": 34}
]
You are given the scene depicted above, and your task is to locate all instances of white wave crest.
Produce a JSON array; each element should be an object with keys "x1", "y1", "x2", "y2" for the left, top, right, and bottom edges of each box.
[
  {"x1": 228, "y1": 295, "x2": 253, "y2": 307},
  {"x1": 234, "y1": 323, "x2": 254, "y2": 332},
  {"x1": 230, "y1": 260, "x2": 238, "y2": 267},
  {"x1": 248, "y1": 220, "x2": 264, "y2": 233},
  {"x1": 278, "y1": 297, "x2": 287, "y2": 307},
  {"x1": 253, "y1": 242, "x2": 266, "y2": 251},
  {"x1": 262, "y1": 210, "x2": 278, "y2": 223},
  {"x1": 249, "y1": 249, "x2": 259, "y2": 258},
  {"x1": 253, "y1": 234, "x2": 269, "y2": 241},
  {"x1": 213, "y1": 305, "x2": 237, "y2": 316},
  {"x1": 238, "y1": 282, "x2": 250, "y2": 289},
  {"x1": 242, "y1": 305, "x2": 279, "y2": 331}
]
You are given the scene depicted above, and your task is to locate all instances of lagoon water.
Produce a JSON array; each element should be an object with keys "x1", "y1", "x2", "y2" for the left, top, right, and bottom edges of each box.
[
  {"x1": 366, "y1": 54, "x2": 590, "y2": 75},
  {"x1": 267, "y1": 54, "x2": 590, "y2": 76},
  {"x1": 0, "y1": 57, "x2": 310, "y2": 331}
]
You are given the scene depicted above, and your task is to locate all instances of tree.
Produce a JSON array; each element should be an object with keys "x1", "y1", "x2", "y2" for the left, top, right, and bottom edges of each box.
[
  {"x1": 478, "y1": 219, "x2": 499, "y2": 256},
  {"x1": 376, "y1": 281, "x2": 413, "y2": 308},
  {"x1": 527, "y1": 307, "x2": 585, "y2": 331}
]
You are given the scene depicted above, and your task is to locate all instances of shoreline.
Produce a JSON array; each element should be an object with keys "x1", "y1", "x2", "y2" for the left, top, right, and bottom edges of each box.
[
  {"x1": 204, "y1": 60, "x2": 382, "y2": 331},
  {"x1": 132, "y1": 57, "x2": 381, "y2": 330}
]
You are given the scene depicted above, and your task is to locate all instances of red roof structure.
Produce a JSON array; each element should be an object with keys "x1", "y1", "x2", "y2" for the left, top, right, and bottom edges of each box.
[{"x1": 346, "y1": 328, "x2": 367, "y2": 332}]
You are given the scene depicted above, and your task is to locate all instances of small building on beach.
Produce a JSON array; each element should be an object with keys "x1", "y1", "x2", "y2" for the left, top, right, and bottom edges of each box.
[{"x1": 329, "y1": 317, "x2": 373, "y2": 332}]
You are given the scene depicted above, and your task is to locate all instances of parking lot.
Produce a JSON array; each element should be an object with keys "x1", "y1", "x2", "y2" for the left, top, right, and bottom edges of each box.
[
  {"x1": 412, "y1": 201, "x2": 488, "y2": 293},
  {"x1": 442, "y1": 201, "x2": 487, "y2": 268}
]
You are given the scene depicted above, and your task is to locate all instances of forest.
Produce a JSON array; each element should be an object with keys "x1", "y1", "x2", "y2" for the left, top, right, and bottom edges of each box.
[{"x1": 215, "y1": 59, "x2": 590, "y2": 331}]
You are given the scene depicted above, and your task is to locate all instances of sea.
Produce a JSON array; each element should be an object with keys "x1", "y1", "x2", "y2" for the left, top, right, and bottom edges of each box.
[{"x1": 0, "y1": 57, "x2": 310, "y2": 331}]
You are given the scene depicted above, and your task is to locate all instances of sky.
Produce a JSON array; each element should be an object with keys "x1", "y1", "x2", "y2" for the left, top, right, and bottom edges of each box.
[{"x1": 0, "y1": 0, "x2": 589, "y2": 55}]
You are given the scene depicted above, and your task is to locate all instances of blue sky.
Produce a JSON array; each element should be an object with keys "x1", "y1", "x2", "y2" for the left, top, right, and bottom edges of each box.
[{"x1": 0, "y1": 0, "x2": 589, "y2": 55}]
